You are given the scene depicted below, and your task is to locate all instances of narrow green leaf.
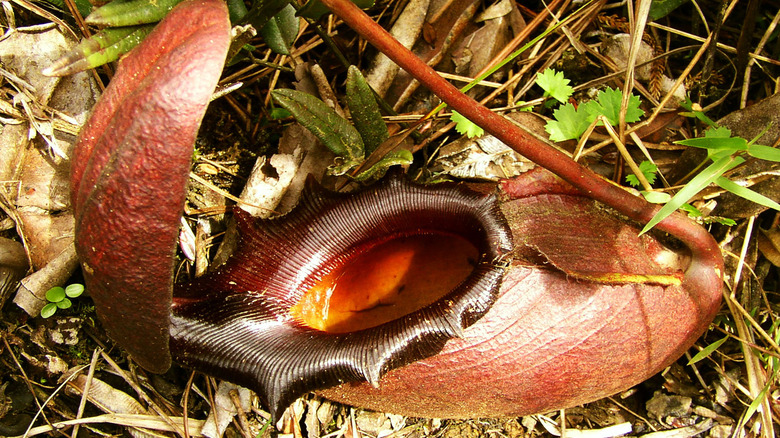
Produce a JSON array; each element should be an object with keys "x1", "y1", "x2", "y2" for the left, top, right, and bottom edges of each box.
[
  {"x1": 747, "y1": 144, "x2": 780, "y2": 162},
  {"x1": 739, "y1": 373, "x2": 775, "y2": 428},
  {"x1": 677, "y1": 136, "x2": 747, "y2": 151},
  {"x1": 260, "y1": 4, "x2": 298, "y2": 55},
  {"x1": 41, "y1": 303, "x2": 58, "y2": 318},
  {"x1": 346, "y1": 66, "x2": 388, "y2": 155},
  {"x1": 86, "y1": 0, "x2": 185, "y2": 26},
  {"x1": 687, "y1": 336, "x2": 728, "y2": 365},
  {"x1": 641, "y1": 155, "x2": 744, "y2": 234},
  {"x1": 715, "y1": 177, "x2": 780, "y2": 211},
  {"x1": 46, "y1": 286, "x2": 66, "y2": 303},
  {"x1": 272, "y1": 88, "x2": 364, "y2": 159},
  {"x1": 680, "y1": 203, "x2": 702, "y2": 217},
  {"x1": 649, "y1": 0, "x2": 689, "y2": 21},
  {"x1": 270, "y1": 107, "x2": 292, "y2": 119},
  {"x1": 226, "y1": 0, "x2": 248, "y2": 22},
  {"x1": 240, "y1": 0, "x2": 290, "y2": 31},
  {"x1": 43, "y1": 25, "x2": 154, "y2": 76},
  {"x1": 641, "y1": 191, "x2": 671, "y2": 204},
  {"x1": 354, "y1": 150, "x2": 413, "y2": 181},
  {"x1": 679, "y1": 98, "x2": 717, "y2": 126}
]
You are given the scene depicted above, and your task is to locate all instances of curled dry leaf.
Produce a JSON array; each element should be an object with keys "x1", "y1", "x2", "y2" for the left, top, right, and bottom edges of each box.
[
  {"x1": 758, "y1": 226, "x2": 780, "y2": 267},
  {"x1": 365, "y1": 0, "x2": 431, "y2": 98},
  {"x1": 0, "y1": 237, "x2": 28, "y2": 308}
]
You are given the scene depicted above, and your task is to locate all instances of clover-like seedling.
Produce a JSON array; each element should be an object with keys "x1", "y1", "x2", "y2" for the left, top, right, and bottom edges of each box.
[{"x1": 41, "y1": 284, "x2": 85, "y2": 319}]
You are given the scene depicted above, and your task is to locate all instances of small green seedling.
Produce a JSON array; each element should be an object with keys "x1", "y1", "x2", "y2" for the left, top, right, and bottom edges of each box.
[
  {"x1": 538, "y1": 68, "x2": 644, "y2": 142},
  {"x1": 536, "y1": 68, "x2": 574, "y2": 104},
  {"x1": 41, "y1": 284, "x2": 85, "y2": 318},
  {"x1": 625, "y1": 160, "x2": 658, "y2": 188}
]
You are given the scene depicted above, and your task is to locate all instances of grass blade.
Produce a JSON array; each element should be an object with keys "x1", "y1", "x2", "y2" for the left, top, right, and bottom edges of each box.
[
  {"x1": 715, "y1": 177, "x2": 780, "y2": 211},
  {"x1": 687, "y1": 336, "x2": 728, "y2": 365},
  {"x1": 640, "y1": 155, "x2": 744, "y2": 234}
]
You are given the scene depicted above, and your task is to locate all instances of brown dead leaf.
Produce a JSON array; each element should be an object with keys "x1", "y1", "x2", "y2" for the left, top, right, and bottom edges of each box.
[
  {"x1": 0, "y1": 25, "x2": 98, "y2": 315},
  {"x1": 0, "y1": 237, "x2": 27, "y2": 308},
  {"x1": 757, "y1": 226, "x2": 780, "y2": 267}
]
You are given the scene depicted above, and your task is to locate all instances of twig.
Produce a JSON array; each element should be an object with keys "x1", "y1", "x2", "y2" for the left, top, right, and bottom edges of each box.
[
  {"x1": 12, "y1": 413, "x2": 205, "y2": 438},
  {"x1": 70, "y1": 349, "x2": 102, "y2": 438}
]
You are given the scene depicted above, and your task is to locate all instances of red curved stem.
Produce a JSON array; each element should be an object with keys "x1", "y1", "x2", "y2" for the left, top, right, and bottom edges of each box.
[{"x1": 320, "y1": 0, "x2": 723, "y2": 294}]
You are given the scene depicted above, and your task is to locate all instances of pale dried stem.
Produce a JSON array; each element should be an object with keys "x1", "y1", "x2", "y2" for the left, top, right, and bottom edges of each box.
[
  {"x1": 99, "y1": 351, "x2": 185, "y2": 438},
  {"x1": 601, "y1": 116, "x2": 652, "y2": 191},
  {"x1": 739, "y1": 8, "x2": 780, "y2": 108},
  {"x1": 71, "y1": 349, "x2": 102, "y2": 438},
  {"x1": 727, "y1": 216, "x2": 776, "y2": 438},
  {"x1": 647, "y1": 22, "x2": 780, "y2": 67},
  {"x1": 619, "y1": 0, "x2": 651, "y2": 140}
]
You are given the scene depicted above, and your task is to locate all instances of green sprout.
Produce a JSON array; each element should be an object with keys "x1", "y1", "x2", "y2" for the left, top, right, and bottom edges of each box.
[{"x1": 41, "y1": 284, "x2": 85, "y2": 318}]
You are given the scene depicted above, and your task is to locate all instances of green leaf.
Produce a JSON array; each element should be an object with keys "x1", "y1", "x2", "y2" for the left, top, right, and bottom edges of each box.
[
  {"x1": 226, "y1": 0, "x2": 248, "y2": 22},
  {"x1": 46, "y1": 286, "x2": 66, "y2": 303},
  {"x1": 346, "y1": 66, "x2": 388, "y2": 155},
  {"x1": 272, "y1": 89, "x2": 364, "y2": 161},
  {"x1": 260, "y1": 4, "x2": 298, "y2": 55},
  {"x1": 687, "y1": 336, "x2": 728, "y2": 365},
  {"x1": 705, "y1": 126, "x2": 732, "y2": 138},
  {"x1": 85, "y1": 0, "x2": 185, "y2": 26},
  {"x1": 270, "y1": 107, "x2": 291, "y2": 119},
  {"x1": 65, "y1": 284, "x2": 85, "y2": 298},
  {"x1": 649, "y1": 0, "x2": 690, "y2": 21},
  {"x1": 297, "y1": 0, "x2": 374, "y2": 19},
  {"x1": 41, "y1": 303, "x2": 58, "y2": 319},
  {"x1": 56, "y1": 298, "x2": 73, "y2": 309},
  {"x1": 353, "y1": 150, "x2": 414, "y2": 181},
  {"x1": 680, "y1": 203, "x2": 702, "y2": 217},
  {"x1": 535, "y1": 69, "x2": 574, "y2": 104},
  {"x1": 740, "y1": 372, "x2": 776, "y2": 428},
  {"x1": 677, "y1": 127, "x2": 747, "y2": 154},
  {"x1": 545, "y1": 103, "x2": 590, "y2": 141},
  {"x1": 641, "y1": 191, "x2": 671, "y2": 203},
  {"x1": 679, "y1": 97, "x2": 717, "y2": 126},
  {"x1": 709, "y1": 216, "x2": 737, "y2": 226},
  {"x1": 583, "y1": 87, "x2": 644, "y2": 126},
  {"x1": 451, "y1": 111, "x2": 484, "y2": 138},
  {"x1": 43, "y1": 25, "x2": 154, "y2": 76},
  {"x1": 747, "y1": 144, "x2": 780, "y2": 162},
  {"x1": 641, "y1": 154, "x2": 744, "y2": 234},
  {"x1": 715, "y1": 177, "x2": 780, "y2": 211},
  {"x1": 626, "y1": 160, "x2": 658, "y2": 187},
  {"x1": 240, "y1": 0, "x2": 290, "y2": 32},
  {"x1": 43, "y1": 0, "x2": 93, "y2": 19}
]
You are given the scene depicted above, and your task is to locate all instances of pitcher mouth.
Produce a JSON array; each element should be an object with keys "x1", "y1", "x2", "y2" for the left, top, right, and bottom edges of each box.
[{"x1": 169, "y1": 172, "x2": 513, "y2": 419}]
